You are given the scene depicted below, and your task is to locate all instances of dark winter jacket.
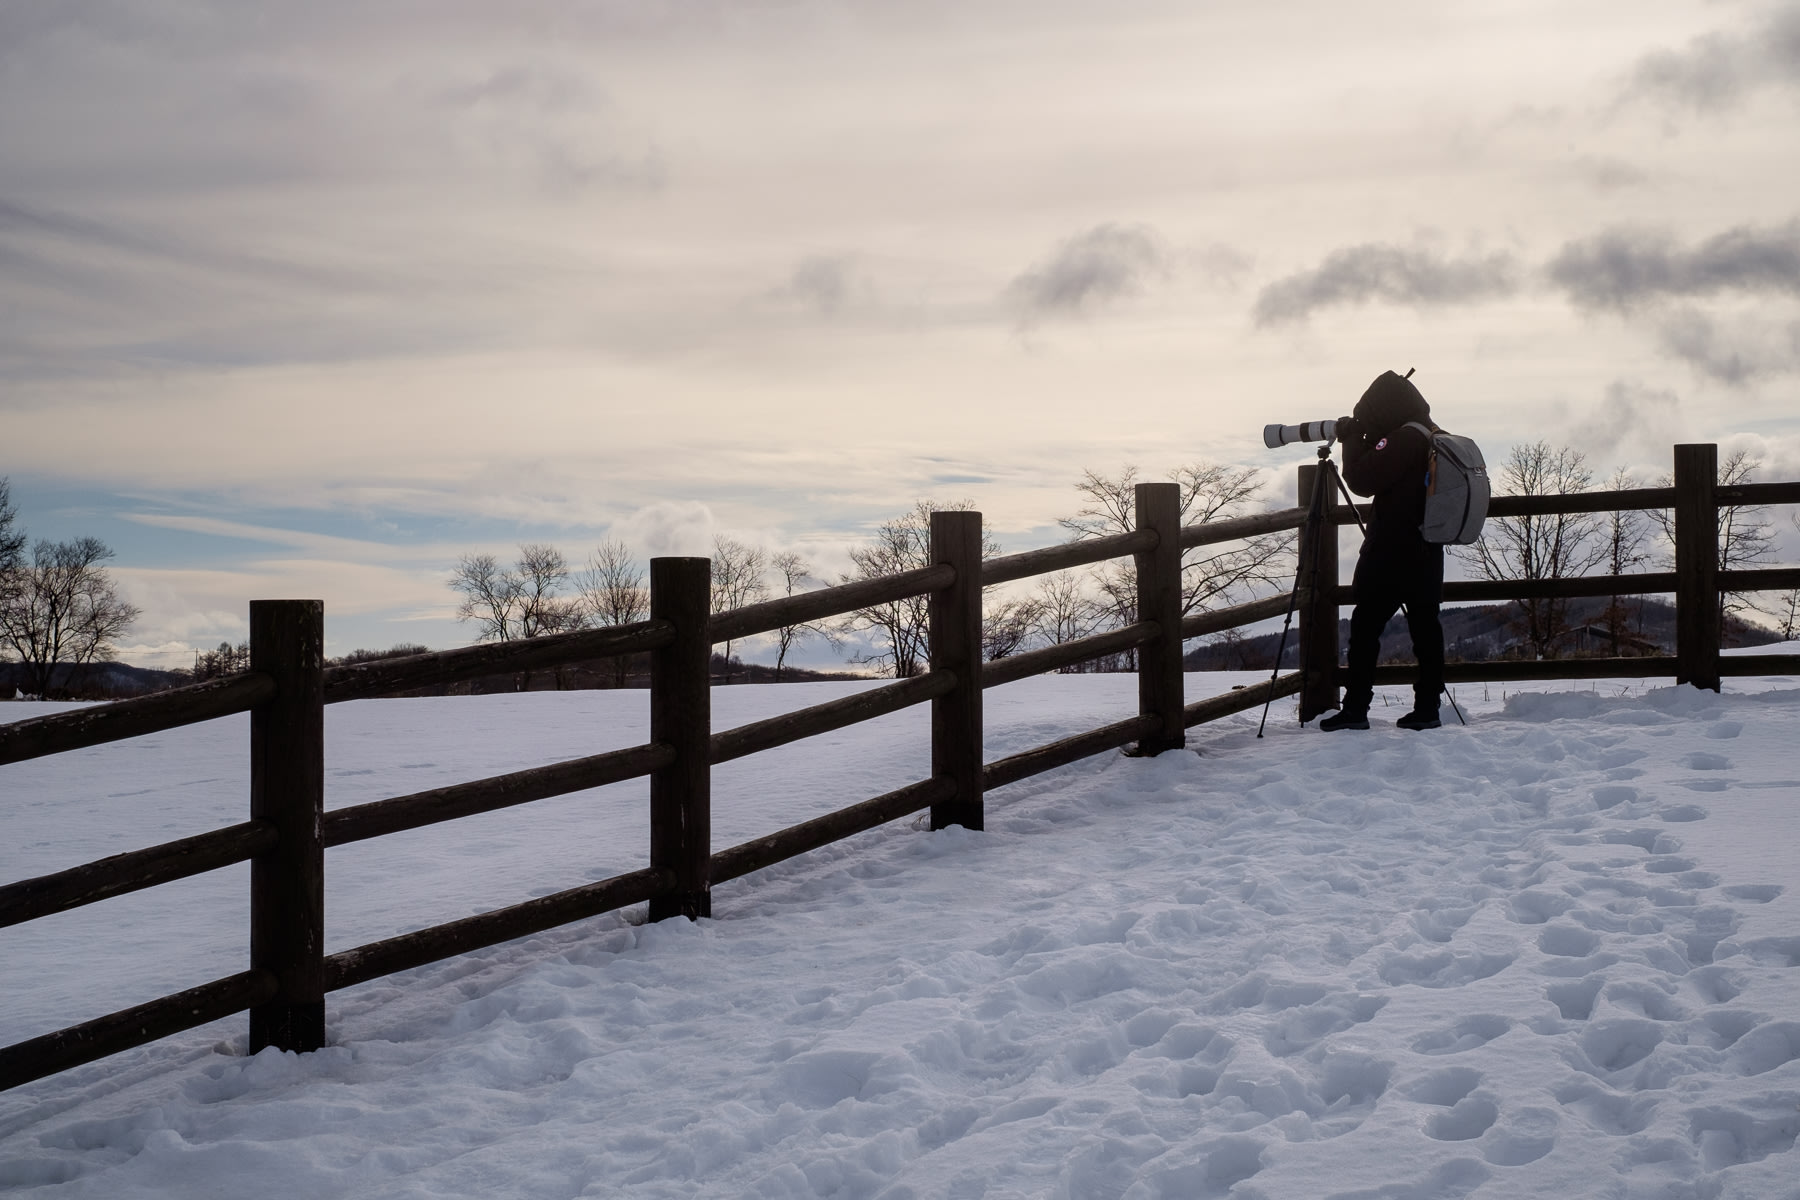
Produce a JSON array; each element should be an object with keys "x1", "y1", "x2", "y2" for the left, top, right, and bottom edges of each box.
[{"x1": 1339, "y1": 371, "x2": 1440, "y2": 582}]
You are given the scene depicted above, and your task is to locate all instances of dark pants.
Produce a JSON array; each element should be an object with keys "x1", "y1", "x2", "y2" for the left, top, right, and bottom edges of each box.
[{"x1": 1344, "y1": 542, "x2": 1445, "y2": 713}]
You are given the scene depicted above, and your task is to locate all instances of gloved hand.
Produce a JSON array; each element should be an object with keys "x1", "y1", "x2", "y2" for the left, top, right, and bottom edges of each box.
[{"x1": 1334, "y1": 416, "x2": 1362, "y2": 443}]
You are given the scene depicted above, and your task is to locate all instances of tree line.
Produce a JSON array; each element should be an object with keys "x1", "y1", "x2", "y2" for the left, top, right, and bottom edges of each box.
[
  {"x1": 445, "y1": 463, "x2": 1295, "y2": 684},
  {"x1": 443, "y1": 445, "x2": 1797, "y2": 683},
  {"x1": 1456, "y1": 442, "x2": 1798, "y2": 657}
]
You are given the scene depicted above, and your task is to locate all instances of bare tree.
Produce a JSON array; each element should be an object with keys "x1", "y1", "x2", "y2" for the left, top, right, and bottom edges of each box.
[
  {"x1": 1650, "y1": 449, "x2": 1777, "y2": 634},
  {"x1": 448, "y1": 543, "x2": 580, "y2": 689},
  {"x1": 1058, "y1": 463, "x2": 1290, "y2": 667},
  {"x1": 0, "y1": 536, "x2": 141, "y2": 698},
  {"x1": 711, "y1": 535, "x2": 769, "y2": 683},
  {"x1": 574, "y1": 538, "x2": 648, "y2": 685},
  {"x1": 0, "y1": 478, "x2": 24, "y2": 578},
  {"x1": 1030, "y1": 570, "x2": 1104, "y2": 671},
  {"x1": 1598, "y1": 467, "x2": 1653, "y2": 655},
  {"x1": 1459, "y1": 442, "x2": 1605, "y2": 659},
  {"x1": 769, "y1": 550, "x2": 837, "y2": 679},
  {"x1": 840, "y1": 500, "x2": 998, "y2": 678},
  {"x1": 982, "y1": 595, "x2": 1045, "y2": 661}
]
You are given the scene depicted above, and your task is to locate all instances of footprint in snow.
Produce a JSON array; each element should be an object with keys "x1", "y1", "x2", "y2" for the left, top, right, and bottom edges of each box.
[
  {"x1": 1683, "y1": 965, "x2": 1746, "y2": 1005},
  {"x1": 1545, "y1": 977, "x2": 1604, "y2": 1022},
  {"x1": 1591, "y1": 784, "x2": 1639, "y2": 810},
  {"x1": 1680, "y1": 751, "x2": 1731, "y2": 771},
  {"x1": 1720, "y1": 883, "x2": 1783, "y2": 903},
  {"x1": 1731, "y1": 935, "x2": 1800, "y2": 968},
  {"x1": 1425, "y1": 1093, "x2": 1499, "y2": 1141},
  {"x1": 1658, "y1": 805, "x2": 1708, "y2": 822},
  {"x1": 1507, "y1": 890, "x2": 1576, "y2": 925},
  {"x1": 1726, "y1": 1021, "x2": 1800, "y2": 1076},
  {"x1": 1538, "y1": 924, "x2": 1601, "y2": 958},
  {"x1": 1378, "y1": 949, "x2": 1515, "y2": 989},
  {"x1": 1481, "y1": 1106, "x2": 1559, "y2": 1166},
  {"x1": 1403, "y1": 1066, "x2": 1482, "y2": 1112},
  {"x1": 1555, "y1": 1079, "x2": 1658, "y2": 1135},
  {"x1": 1577, "y1": 1018, "x2": 1664, "y2": 1075},
  {"x1": 1411, "y1": 1014, "x2": 1511, "y2": 1055},
  {"x1": 1687, "y1": 1104, "x2": 1800, "y2": 1169},
  {"x1": 1598, "y1": 979, "x2": 1687, "y2": 1022}
]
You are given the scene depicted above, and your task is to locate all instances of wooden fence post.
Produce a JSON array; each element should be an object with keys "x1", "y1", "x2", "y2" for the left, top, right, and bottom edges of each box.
[
  {"x1": 1134, "y1": 481, "x2": 1185, "y2": 755},
  {"x1": 249, "y1": 599, "x2": 325, "y2": 1055},
  {"x1": 649, "y1": 557, "x2": 712, "y2": 920},
  {"x1": 1674, "y1": 443, "x2": 1721, "y2": 692},
  {"x1": 930, "y1": 510, "x2": 983, "y2": 831},
  {"x1": 1296, "y1": 461, "x2": 1341, "y2": 722}
]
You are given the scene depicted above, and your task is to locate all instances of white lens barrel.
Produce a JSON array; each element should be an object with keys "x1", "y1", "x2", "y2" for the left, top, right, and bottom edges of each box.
[{"x1": 1263, "y1": 420, "x2": 1336, "y2": 448}]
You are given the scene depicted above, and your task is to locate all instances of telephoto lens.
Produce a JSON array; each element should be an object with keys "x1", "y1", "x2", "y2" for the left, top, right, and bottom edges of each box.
[{"x1": 1262, "y1": 419, "x2": 1337, "y2": 449}]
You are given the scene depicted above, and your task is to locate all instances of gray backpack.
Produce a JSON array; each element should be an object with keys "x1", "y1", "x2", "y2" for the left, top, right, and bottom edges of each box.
[{"x1": 1404, "y1": 422, "x2": 1489, "y2": 545}]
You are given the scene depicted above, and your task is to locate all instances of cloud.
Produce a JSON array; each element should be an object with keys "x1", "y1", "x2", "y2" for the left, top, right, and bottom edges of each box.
[
  {"x1": 1627, "y1": 4, "x2": 1800, "y2": 112},
  {"x1": 1566, "y1": 155, "x2": 1655, "y2": 192},
  {"x1": 1570, "y1": 380, "x2": 1682, "y2": 462},
  {"x1": 1656, "y1": 308, "x2": 1800, "y2": 384},
  {"x1": 1251, "y1": 243, "x2": 1518, "y2": 326},
  {"x1": 1006, "y1": 223, "x2": 1171, "y2": 323},
  {"x1": 766, "y1": 255, "x2": 869, "y2": 317},
  {"x1": 1545, "y1": 220, "x2": 1800, "y2": 311},
  {"x1": 618, "y1": 501, "x2": 716, "y2": 559}
]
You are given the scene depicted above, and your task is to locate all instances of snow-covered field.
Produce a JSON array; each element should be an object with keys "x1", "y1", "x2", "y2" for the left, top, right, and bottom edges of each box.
[{"x1": 3, "y1": 661, "x2": 1799, "y2": 1198}]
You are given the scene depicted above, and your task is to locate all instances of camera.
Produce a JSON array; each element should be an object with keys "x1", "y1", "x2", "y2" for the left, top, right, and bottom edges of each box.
[{"x1": 1262, "y1": 420, "x2": 1336, "y2": 449}]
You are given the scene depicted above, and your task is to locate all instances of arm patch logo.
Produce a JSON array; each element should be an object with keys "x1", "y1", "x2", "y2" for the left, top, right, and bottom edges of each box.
[{"x1": 1374, "y1": 437, "x2": 1389, "y2": 451}]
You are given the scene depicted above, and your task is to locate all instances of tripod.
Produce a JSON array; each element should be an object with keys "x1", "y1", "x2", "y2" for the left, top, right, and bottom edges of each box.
[{"x1": 1257, "y1": 441, "x2": 1336, "y2": 738}]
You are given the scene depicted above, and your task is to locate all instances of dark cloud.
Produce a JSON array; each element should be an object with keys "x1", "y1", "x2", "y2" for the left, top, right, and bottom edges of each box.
[
  {"x1": 1006, "y1": 223, "x2": 1170, "y2": 323},
  {"x1": 1657, "y1": 309, "x2": 1800, "y2": 384},
  {"x1": 1251, "y1": 243, "x2": 1518, "y2": 326},
  {"x1": 767, "y1": 255, "x2": 866, "y2": 317},
  {"x1": 1572, "y1": 380, "x2": 1681, "y2": 458},
  {"x1": 1567, "y1": 155, "x2": 1655, "y2": 192},
  {"x1": 1546, "y1": 221, "x2": 1800, "y2": 311},
  {"x1": 1627, "y1": 4, "x2": 1800, "y2": 111}
]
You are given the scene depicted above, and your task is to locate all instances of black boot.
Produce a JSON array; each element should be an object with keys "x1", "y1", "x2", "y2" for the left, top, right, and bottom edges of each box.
[
  {"x1": 1396, "y1": 708, "x2": 1440, "y2": 731},
  {"x1": 1319, "y1": 707, "x2": 1370, "y2": 731}
]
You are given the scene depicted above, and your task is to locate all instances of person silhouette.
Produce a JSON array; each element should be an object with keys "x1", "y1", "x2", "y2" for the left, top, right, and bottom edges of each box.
[{"x1": 1319, "y1": 369, "x2": 1444, "y2": 731}]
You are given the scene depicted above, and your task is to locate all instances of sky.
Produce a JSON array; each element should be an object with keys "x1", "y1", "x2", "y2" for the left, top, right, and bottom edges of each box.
[{"x1": 3, "y1": 0, "x2": 1798, "y2": 668}]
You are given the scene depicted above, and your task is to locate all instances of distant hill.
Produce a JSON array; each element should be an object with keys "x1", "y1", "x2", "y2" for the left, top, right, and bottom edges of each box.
[
  {"x1": 0, "y1": 661, "x2": 190, "y2": 701},
  {"x1": 0, "y1": 649, "x2": 864, "y2": 701},
  {"x1": 1182, "y1": 596, "x2": 1783, "y2": 672}
]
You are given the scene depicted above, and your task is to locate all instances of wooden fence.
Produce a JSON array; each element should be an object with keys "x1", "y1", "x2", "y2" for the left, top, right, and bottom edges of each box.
[{"x1": 2, "y1": 442, "x2": 1797, "y2": 1090}]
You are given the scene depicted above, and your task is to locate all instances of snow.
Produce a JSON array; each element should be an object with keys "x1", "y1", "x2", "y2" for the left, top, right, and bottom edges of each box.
[{"x1": 3, "y1": 667, "x2": 1799, "y2": 1198}]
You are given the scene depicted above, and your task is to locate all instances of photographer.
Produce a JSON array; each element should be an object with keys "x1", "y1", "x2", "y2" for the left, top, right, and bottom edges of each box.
[{"x1": 1319, "y1": 370, "x2": 1444, "y2": 732}]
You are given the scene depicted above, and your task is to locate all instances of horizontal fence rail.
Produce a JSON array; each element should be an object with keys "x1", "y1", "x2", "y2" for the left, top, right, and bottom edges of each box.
[
  {"x1": 710, "y1": 565, "x2": 954, "y2": 644},
  {"x1": 0, "y1": 672, "x2": 275, "y2": 767},
  {"x1": 322, "y1": 743, "x2": 677, "y2": 847},
  {"x1": 0, "y1": 970, "x2": 279, "y2": 1091},
  {"x1": 983, "y1": 623, "x2": 1159, "y2": 689},
  {"x1": 324, "y1": 619, "x2": 675, "y2": 704},
  {"x1": 5, "y1": 442, "x2": 1798, "y2": 1092},
  {"x1": 711, "y1": 671, "x2": 957, "y2": 764},
  {"x1": 0, "y1": 821, "x2": 278, "y2": 930},
  {"x1": 711, "y1": 777, "x2": 956, "y2": 885},
  {"x1": 982, "y1": 530, "x2": 1155, "y2": 587},
  {"x1": 324, "y1": 866, "x2": 673, "y2": 993},
  {"x1": 1180, "y1": 507, "x2": 1308, "y2": 548}
]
